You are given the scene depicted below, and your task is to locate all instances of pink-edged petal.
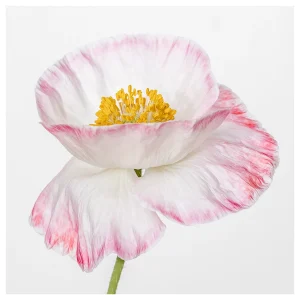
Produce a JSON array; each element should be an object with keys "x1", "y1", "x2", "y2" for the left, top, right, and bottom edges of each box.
[
  {"x1": 135, "y1": 85, "x2": 279, "y2": 225},
  {"x1": 30, "y1": 158, "x2": 165, "y2": 272},
  {"x1": 37, "y1": 34, "x2": 218, "y2": 125},
  {"x1": 42, "y1": 108, "x2": 230, "y2": 169},
  {"x1": 37, "y1": 34, "x2": 221, "y2": 169}
]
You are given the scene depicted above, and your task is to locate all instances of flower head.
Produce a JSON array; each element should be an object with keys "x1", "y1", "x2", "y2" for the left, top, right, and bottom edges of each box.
[{"x1": 30, "y1": 34, "x2": 278, "y2": 272}]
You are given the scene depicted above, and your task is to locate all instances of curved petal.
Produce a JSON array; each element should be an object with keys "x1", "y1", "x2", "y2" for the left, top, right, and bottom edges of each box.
[
  {"x1": 37, "y1": 34, "x2": 218, "y2": 125},
  {"x1": 37, "y1": 34, "x2": 222, "y2": 169},
  {"x1": 134, "y1": 85, "x2": 279, "y2": 225},
  {"x1": 42, "y1": 109, "x2": 230, "y2": 169},
  {"x1": 30, "y1": 158, "x2": 166, "y2": 272}
]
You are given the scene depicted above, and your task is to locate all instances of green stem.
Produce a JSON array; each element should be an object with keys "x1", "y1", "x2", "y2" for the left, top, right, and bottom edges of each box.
[
  {"x1": 134, "y1": 169, "x2": 142, "y2": 177},
  {"x1": 107, "y1": 257, "x2": 125, "y2": 294},
  {"x1": 106, "y1": 169, "x2": 142, "y2": 294}
]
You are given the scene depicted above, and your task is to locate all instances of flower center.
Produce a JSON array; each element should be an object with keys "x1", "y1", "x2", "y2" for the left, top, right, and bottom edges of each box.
[{"x1": 90, "y1": 85, "x2": 176, "y2": 126}]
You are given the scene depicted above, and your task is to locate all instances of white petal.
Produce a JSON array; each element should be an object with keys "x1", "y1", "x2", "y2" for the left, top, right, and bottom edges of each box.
[
  {"x1": 37, "y1": 34, "x2": 222, "y2": 169},
  {"x1": 37, "y1": 34, "x2": 218, "y2": 126},
  {"x1": 30, "y1": 158, "x2": 165, "y2": 272},
  {"x1": 43, "y1": 109, "x2": 229, "y2": 169},
  {"x1": 135, "y1": 85, "x2": 279, "y2": 225}
]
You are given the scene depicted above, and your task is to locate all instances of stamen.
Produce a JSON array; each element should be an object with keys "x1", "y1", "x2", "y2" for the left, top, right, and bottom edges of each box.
[{"x1": 90, "y1": 85, "x2": 177, "y2": 126}]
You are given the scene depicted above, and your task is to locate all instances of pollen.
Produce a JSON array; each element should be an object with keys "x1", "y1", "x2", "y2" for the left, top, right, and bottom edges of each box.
[{"x1": 90, "y1": 85, "x2": 177, "y2": 126}]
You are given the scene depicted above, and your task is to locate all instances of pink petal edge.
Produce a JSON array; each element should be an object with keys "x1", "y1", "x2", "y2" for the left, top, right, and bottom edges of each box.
[
  {"x1": 41, "y1": 108, "x2": 230, "y2": 138},
  {"x1": 136, "y1": 85, "x2": 279, "y2": 226},
  {"x1": 36, "y1": 34, "x2": 218, "y2": 125},
  {"x1": 29, "y1": 183, "x2": 166, "y2": 272}
]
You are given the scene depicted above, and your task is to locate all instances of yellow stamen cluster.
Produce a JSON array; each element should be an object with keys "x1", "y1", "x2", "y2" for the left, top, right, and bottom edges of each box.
[{"x1": 91, "y1": 85, "x2": 176, "y2": 126}]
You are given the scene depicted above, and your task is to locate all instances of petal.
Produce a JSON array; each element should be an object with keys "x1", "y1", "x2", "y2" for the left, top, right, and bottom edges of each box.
[
  {"x1": 30, "y1": 158, "x2": 166, "y2": 272},
  {"x1": 42, "y1": 108, "x2": 230, "y2": 169},
  {"x1": 37, "y1": 34, "x2": 222, "y2": 169},
  {"x1": 37, "y1": 34, "x2": 218, "y2": 125},
  {"x1": 135, "y1": 85, "x2": 279, "y2": 225}
]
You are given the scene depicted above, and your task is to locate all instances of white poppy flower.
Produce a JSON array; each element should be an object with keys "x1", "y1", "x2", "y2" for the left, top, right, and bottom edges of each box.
[{"x1": 30, "y1": 35, "x2": 278, "y2": 275}]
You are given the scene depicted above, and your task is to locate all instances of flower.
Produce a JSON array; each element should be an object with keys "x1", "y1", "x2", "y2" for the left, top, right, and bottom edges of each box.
[{"x1": 30, "y1": 34, "x2": 278, "y2": 272}]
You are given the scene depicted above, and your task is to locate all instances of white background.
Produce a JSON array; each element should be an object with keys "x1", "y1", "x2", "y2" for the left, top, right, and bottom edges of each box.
[{"x1": 6, "y1": 6, "x2": 293, "y2": 294}]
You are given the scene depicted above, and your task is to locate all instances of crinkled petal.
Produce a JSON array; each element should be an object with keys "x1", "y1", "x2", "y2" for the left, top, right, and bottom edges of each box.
[
  {"x1": 42, "y1": 109, "x2": 229, "y2": 169},
  {"x1": 134, "y1": 85, "x2": 279, "y2": 225},
  {"x1": 30, "y1": 158, "x2": 166, "y2": 272},
  {"x1": 37, "y1": 34, "x2": 218, "y2": 125},
  {"x1": 36, "y1": 34, "x2": 222, "y2": 169}
]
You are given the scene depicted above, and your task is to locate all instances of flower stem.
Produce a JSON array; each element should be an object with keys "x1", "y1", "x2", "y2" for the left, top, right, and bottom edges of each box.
[
  {"x1": 134, "y1": 169, "x2": 142, "y2": 177},
  {"x1": 107, "y1": 257, "x2": 125, "y2": 294},
  {"x1": 106, "y1": 169, "x2": 142, "y2": 294}
]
